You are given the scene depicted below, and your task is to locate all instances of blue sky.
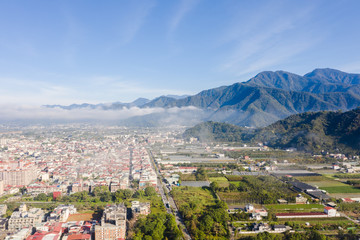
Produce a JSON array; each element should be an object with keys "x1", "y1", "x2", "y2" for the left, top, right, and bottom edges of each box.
[{"x1": 0, "y1": 0, "x2": 360, "y2": 105}]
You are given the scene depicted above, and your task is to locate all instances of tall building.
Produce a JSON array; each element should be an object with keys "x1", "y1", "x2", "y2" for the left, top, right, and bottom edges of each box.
[
  {"x1": 0, "y1": 161, "x2": 38, "y2": 186},
  {"x1": 95, "y1": 204, "x2": 126, "y2": 240},
  {"x1": 0, "y1": 180, "x2": 3, "y2": 195}
]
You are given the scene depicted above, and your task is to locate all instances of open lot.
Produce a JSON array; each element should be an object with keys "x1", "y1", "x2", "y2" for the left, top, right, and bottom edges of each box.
[{"x1": 67, "y1": 212, "x2": 100, "y2": 221}]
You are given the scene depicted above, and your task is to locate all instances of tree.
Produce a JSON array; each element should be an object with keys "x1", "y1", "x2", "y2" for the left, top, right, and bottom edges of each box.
[
  {"x1": 123, "y1": 189, "x2": 133, "y2": 199},
  {"x1": 145, "y1": 187, "x2": 156, "y2": 197},
  {"x1": 210, "y1": 181, "x2": 219, "y2": 192},
  {"x1": 34, "y1": 193, "x2": 48, "y2": 201},
  {"x1": 133, "y1": 190, "x2": 145, "y2": 198},
  {"x1": 92, "y1": 185, "x2": 110, "y2": 197},
  {"x1": 19, "y1": 186, "x2": 27, "y2": 195}
]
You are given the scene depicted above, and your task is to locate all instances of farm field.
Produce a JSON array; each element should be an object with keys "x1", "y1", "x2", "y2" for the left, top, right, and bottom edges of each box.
[
  {"x1": 277, "y1": 217, "x2": 352, "y2": 225},
  {"x1": 171, "y1": 186, "x2": 215, "y2": 209},
  {"x1": 294, "y1": 175, "x2": 344, "y2": 187},
  {"x1": 208, "y1": 176, "x2": 229, "y2": 187},
  {"x1": 320, "y1": 186, "x2": 360, "y2": 193},
  {"x1": 218, "y1": 192, "x2": 249, "y2": 205},
  {"x1": 264, "y1": 204, "x2": 324, "y2": 213},
  {"x1": 208, "y1": 176, "x2": 228, "y2": 182},
  {"x1": 329, "y1": 193, "x2": 360, "y2": 198}
]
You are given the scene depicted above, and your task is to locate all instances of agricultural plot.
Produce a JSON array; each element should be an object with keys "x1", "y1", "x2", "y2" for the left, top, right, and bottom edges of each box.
[
  {"x1": 218, "y1": 192, "x2": 249, "y2": 205},
  {"x1": 171, "y1": 186, "x2": 215, "y2": 210},
  {"x1": 320, "y1": 186, "x2": 360, "y2": 193},
  {"x1": 294, "y1": 175, "x2": 343, "y2": 187},
  {"x1": 264, "y1": 204, "x2": 324, "y2": 213},
  {"x1": 277, "y1": 217, "x2": 352, "y2": 225},
  {"x1": 208, "y1": 176, "x2": 228, "y2": 182}
]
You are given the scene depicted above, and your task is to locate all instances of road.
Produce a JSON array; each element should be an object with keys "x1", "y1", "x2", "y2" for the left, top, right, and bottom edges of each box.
[{"x1": 147, "y1": 148, "x2": 192, "y2": 240}]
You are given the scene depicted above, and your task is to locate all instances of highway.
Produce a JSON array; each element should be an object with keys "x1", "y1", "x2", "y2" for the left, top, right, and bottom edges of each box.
[{"x1": 147, "y1": 148, "x2": 192, "y2": 240}]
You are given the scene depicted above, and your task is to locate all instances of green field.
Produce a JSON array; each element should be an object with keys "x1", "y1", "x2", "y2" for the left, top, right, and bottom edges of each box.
[
  {"x1": 265, "y1": 204, "x2": 324, "y2": 213},
  {"x1": 180, "y1": 174, "x2": 196, "y2": 181},
  {"x1": 208, "y1": 176, "x2": 228, "y2": 182},
  {"x1": 295, "y1": 175, "x2": 345, "y2": 187},
  {"x1": 171, "y1": 186, "x2": 215, "y2": 209},
  {"x1": 277, "y1": 217, "x2": 352, "y2": 225},
  {"x1": 320, "y1": 185, "x2": 360, "y2": 193}
]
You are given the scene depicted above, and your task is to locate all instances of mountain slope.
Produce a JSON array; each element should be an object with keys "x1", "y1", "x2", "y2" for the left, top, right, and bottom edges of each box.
[
  {"x1": 184, "y1": 108, "x2": 360, "y2": 154},
  {"x1": 44, "y1": 68, "x2": 360, "y2": 127},
  {"x1": 142, "y1": 68, "x2": 360, "y2": 127}
]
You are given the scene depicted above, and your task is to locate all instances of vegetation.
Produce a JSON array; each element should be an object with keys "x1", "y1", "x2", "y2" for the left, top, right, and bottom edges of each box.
[
  {"x1": 183, "y1": 121, "x2": 248, "y2": 142},
  {"x1": 216, "y1": 176, "x2": 297, "y2": 204},
  {"x1": 132, "y1": 213, "x2": 182, "y2": 240},
  {"x1": 334, "y1": 173, "x2": 360, "y2": 179},
  {"x1": 171, "y1": 186, "x2": 231, "y2": 239}
]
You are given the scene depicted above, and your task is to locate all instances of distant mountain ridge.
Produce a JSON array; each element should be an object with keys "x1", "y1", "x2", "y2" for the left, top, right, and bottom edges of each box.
[
  {"x1": 45, "y1": 97, "x2": 151, "y2": 110},
  {"x1": 45, "y1": 68, "x2": 360, "y2": 127},
  {"x1": 184, "y1": 108, "x2": 360, "y2": 154},
  {"x1": 142, "y1": 68, "x2": 360, "y2": 126}
]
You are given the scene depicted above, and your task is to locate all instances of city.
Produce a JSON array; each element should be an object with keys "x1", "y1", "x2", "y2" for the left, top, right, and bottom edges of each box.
[{"x1": 0, "y1": 124, "x2": 360, "y2": 239}]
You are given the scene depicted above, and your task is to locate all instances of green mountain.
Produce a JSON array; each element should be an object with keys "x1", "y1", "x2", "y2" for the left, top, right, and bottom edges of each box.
[
  {"x1": 184, "y1": 108, "x2": 360, "y2": 154},
  {"x1": 144, "y1": 68, "x2": 360, "y2": 127}
]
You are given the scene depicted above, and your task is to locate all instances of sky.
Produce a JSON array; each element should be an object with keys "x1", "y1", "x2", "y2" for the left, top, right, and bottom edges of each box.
[{"x1": 0, "y1": 0, "x2": 360, "y2": 106}]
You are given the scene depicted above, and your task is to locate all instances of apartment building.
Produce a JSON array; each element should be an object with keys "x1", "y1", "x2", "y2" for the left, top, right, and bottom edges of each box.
[{"x1": 95, "y1": 204, "x2": 127, "y2": 240}]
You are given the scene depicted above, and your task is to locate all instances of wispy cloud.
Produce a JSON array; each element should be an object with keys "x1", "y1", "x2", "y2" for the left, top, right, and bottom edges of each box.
[
  {"x1": 169, "y1": 0, "x2": 200, "y2": 33},
  {"x1": 339, "y1": 61, "x2": 360, "y2": 73},
  {"x1": 0, "y1": 75, "x2": 193, "y2": 105},
  {"x1": 219, "y1": 1, "x2": 321, "y2": 79},
  {"x1": 120, "y1": 1, "x2": 156, "y2": 44}
]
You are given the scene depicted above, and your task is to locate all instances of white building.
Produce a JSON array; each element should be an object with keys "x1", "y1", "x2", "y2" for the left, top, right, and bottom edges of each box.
[{"x1": 324, "y1": 207, "x2": 337, "y2": 217}]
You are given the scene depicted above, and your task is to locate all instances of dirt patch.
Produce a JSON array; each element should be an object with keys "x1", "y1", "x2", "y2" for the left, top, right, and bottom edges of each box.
[{"x1": 67, "y1": 212, "x2": 102, "y2": 221}]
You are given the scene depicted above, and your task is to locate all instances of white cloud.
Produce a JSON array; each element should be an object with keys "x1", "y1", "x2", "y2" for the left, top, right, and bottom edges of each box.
[{"x1": 0, "y1": 104, "x2": 202, "y2": 121}]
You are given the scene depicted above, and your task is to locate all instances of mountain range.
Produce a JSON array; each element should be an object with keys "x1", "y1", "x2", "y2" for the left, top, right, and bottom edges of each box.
[
  {"x1": 46, "y1": 68, "x2": 360, "y2": 127},
  {"x1": 183, "y1": 108, "x2": 360, "y2": 154}
]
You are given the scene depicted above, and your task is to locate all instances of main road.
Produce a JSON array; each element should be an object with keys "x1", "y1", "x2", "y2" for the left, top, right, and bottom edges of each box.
[{"x1": 147, "y1": 148, "x2": 192, "y2": 240}]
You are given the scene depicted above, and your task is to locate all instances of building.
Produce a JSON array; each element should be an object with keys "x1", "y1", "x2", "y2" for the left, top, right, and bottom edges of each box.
[
  {"x1": 8, "y1": 204, "x2": 44, "y2": 231},
  {"x1": 0, "y1": 204, "x2": 7, "y2": 216},
  {"x1": 47, "y1": 205, "x2": 76, "y2": 222},
  {"x1": 289, "y1": 181, "x2": 317, "y2": 192},
  {"x1": 131, "y1": 201, "x2": 151, "y2": 217},
  {"x1": 252, "y1": 222, "x2": 270, "y2": 232},
  {"x1": 295, "y1": 194, "x2": 308, "y2": 204},
  {"x1": 324, "y1": 207, "x2": 337, "y2": 217},
  {"x1": 245, "y1": 204, "x2": 254, "y2": 212},
  {"x1": 95, "y1": 204, "x2": 127, "y2": 240},
  {"x1": 0, "y1": 218, "x2": 7, "y2": 231},
  {"x1": 0, "y1": 180, "x2": 4, "y2": 195},
  {"x1": 27, "y1": 222, "x2": 63, "y2": 240},
  {"x1": 277, "y1": 199, "x2": 288, "y2": 204},
  {"x1": 273, "y1": 225, "x2": 287, "y2": 232},
  {"x1": 0, "y1": 161, "x2": 38, "y2": 186},
  {"x1": 5, "y1": 228, "x2": 32, "y2": 240}
]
